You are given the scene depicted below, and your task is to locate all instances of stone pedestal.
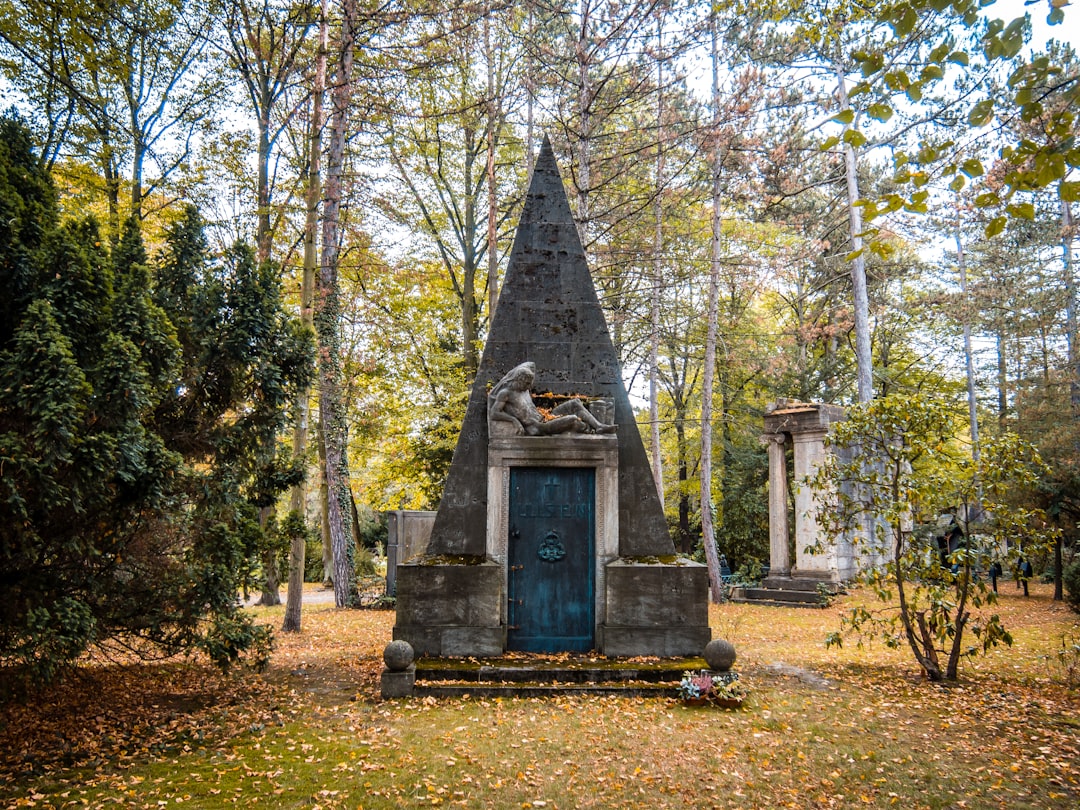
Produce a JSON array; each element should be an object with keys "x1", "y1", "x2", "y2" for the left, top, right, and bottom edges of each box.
[
  {"x1": 380, "y1": 665, "x2": 416, "y2": 698},
  {"x1": 602, "y1": 559, "x2": 711, "y2": 656},
  {"x1": 393, "y1": 560, "x2": 505, "y2": 656}
]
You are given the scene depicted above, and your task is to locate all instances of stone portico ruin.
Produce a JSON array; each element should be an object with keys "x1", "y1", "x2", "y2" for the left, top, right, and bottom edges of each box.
[{"x1": 758, "y1": 400, "x2": 858, "y2": 595}]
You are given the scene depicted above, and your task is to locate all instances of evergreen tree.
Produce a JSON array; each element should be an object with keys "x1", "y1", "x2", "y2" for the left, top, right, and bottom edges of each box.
[
  {"x1": 0, "y1": 119, "x2": 313, "y2": 683},
  {"x1": 0, "y1": 117, "x2": 181, "y2": 681},
  {"x1": 149, "y1": 205, "x2": 314, "y2": 652}
]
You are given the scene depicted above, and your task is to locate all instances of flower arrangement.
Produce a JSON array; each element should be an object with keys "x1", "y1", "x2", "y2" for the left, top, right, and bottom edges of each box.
[{"x1": 677, "y1": 670, "x2": 747, "y2": 705}]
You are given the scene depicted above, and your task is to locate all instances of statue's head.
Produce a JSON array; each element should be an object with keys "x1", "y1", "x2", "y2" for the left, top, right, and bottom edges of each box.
[{"x1": 508, "y1": 361, "x2": 536, "y2": 389}]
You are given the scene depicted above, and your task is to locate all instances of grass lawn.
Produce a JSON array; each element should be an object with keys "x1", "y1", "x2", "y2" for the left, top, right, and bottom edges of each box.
[{"x1": 2, "y1": 581, "x2": 1078, "y2": 809}]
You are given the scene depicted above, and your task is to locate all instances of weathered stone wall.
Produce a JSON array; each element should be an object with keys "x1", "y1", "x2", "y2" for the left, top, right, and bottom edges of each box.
[
  {"x1": 393, "y1": 561, "x2": 504, "y2": 657},
  {"x1": 602, "y1": 560, "x2": 711, "y2": 657}
]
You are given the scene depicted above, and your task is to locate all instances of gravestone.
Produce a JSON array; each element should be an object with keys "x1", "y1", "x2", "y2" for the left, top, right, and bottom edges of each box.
[
  {"x1": 393, "y1": 136, "x2": 709, "y2": 658},
  {"x1": 384, "y1": 510, "x2": 435, "y2": 596}
]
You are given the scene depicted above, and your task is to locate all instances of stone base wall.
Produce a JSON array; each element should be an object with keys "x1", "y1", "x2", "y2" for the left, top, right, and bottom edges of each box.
[
  {"x1": 601, "y1": 559, "x2": 711, "y2": 656},
  {"x1": 393, "y1": 561, "x2": 505, "y2": 657},
  {"x1": 394, "y1": 557, "x2": 712, "y2": 659}
]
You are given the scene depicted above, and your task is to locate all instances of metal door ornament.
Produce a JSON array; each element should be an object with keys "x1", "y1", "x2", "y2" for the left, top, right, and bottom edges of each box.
[{"x1": 537, "y1": 530, "x2": 566, "y2": 562}]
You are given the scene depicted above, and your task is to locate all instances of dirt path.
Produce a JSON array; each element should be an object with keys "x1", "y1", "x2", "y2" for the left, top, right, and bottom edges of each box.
[{"x1": 242, "y1": 585, "x2": 337, "y2": 608}]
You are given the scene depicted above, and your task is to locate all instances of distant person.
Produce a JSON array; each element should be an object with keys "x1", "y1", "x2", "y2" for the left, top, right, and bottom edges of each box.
[
  {"x1": 1020, "y1": 558, "x2": 1033, "y2": 597},
  {"x1": 990, "y1": 560, "x2": 1002, "y2": 593}
]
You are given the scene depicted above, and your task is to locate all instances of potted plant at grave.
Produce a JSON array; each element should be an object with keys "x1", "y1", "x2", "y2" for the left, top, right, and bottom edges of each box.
[{"x1": 677, "y1": 670, "x2": 747, "y2": 708}]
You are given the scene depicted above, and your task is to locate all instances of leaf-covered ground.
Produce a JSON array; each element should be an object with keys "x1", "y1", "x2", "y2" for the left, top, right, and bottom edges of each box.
[{"x1": 2, "y1": 582, "x2": 1078, "y2": 809}]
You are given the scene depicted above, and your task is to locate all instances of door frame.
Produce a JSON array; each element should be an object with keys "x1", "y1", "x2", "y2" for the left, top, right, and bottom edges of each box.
[{"x1": 488, "y1": 435, "x2": 619, "y2": 646}]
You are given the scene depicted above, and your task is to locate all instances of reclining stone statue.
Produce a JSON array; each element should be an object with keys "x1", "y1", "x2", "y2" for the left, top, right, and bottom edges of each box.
[{"x1": 487, "y1": 361, "x2": 616, "y2": 437}]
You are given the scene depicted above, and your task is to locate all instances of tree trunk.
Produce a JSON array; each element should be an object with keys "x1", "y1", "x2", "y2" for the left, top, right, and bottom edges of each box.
[
  {"x1": 676, "y1": 417, "x2": 691, "y2": 553},
  {"x1": 485, "y1": 8, "x2": 500, "y2": 325},
  {"x1": 318, "y1": 406, "x2": 333, "y2": 587},
  {"x1": 130, "y1": 134, "x2": 146, "y2": 221},
  {"x1": 1053, "y1": 535, "x2": 1064, "y2": 601},
  {"x1": 256, "y1": 104, "x2": 272, "y2": 264},
  {"x1": 1061, "y1": 198, "x2": 1076, "y2": 603},
  {"x1": 649, "y1": 12, "x2": 665, "y2": 505},
  {"x1": 955, "y1": 196, "x2": 980, "y2": 464},
  {"x1": 1064, "y1": 200, "x2": 1078, "y2": 416},
  {"x1": 461, "y1": 133, "x2": 480, "y2": 379},
  {"x1": 317, "y1": 0, "x2": 359, "y2": 608},
  {"x1": 350, "y1": 487, "x2": 364, "y2": 552},
  {"x1": 101, "y1": 138, "x2": 121, "y2": 243},
  {"x1": 575, "y1": 0, "x2": 592, "y2": 242},
  {"x1": 283, "y1": 0, "x2": 327, "y2": 634},
  {"x1": 257, "y1": 504, "x2": 281, "y2": 606},
  {"x1": 699, "y1": 11, "x2": 724, "y2": 604},
  {"x1": 525, "y1": 2, "x2": 536, "y2": 176},
  {"x1": 945, "y1": 552, "x2": 974, "y2": 680},
  {"x1": 835, "y1": 64, "x2": 873, "y2": 403},
  {"x1": 996, "y1": 330, "x2": 1008, "y2": 428}
]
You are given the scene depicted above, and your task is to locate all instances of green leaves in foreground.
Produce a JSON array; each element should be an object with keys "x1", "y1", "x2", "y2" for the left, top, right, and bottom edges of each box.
[
  {"x1": 809, "y1": 393, "x2": 1056, "y2": 681},
  {"x1": 841, "y1": 2, "x2": 1078, "y2": 235}
]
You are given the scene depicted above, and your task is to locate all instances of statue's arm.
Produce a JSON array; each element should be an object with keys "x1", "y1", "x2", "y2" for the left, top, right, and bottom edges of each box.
[{"x1": 489, "y1": 390, "x2": 522, "y2": 425}]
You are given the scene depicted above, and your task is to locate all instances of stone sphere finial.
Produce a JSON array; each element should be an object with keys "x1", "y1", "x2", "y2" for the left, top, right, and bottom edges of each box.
[
  {"x1": 704, "y1": 638, "x2": 737, "y2": 671},
  {"x1": 383, "y1": 640, "x2": 415, "y2": 671}
]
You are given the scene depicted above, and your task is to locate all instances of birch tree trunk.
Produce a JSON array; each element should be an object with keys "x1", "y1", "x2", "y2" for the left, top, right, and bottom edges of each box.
[
  {"x1": 835, "y1": 64, "x2": 873, "y2": 403},
  {"x1": 283, "y1": 0, "x2": 328, "y2": 633},
  {"x1": 318, "y1": 0, "x2": 358, "y2": 609},
  {"x1": 955, "y1": 195, "x2": 980, "y2": 464},
  {"x1": 525, "y1": 2, "x2": 536, "y2": 176},
  {"x1": 575, "y1": 0, "x2": 592, "y2": 242}
]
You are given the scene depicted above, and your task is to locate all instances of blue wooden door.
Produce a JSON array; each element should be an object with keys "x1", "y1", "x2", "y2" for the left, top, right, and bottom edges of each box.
[{"x1": 507, "y1": 467, "x2": 595, "y2": 652}]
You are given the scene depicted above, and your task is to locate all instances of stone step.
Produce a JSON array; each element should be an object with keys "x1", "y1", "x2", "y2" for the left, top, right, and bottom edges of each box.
[
  {"x1": 384, "y1": 656, "x2": 739, "y2": 699},
  {"x1": 760, "y1": 576, "x2": 839, "y2": 593},
  {"x1": 413, "y1": 682, "x2": 678, "y2": 699},
  {"x1": 730, "y1": 587, "x2": 829, "y2": 607},
  {"x1": 415, "y1": 660, "x2": 701, "y2": 685},
  {"x1": 730, "y1": 597, "x2": 829, "y2": 609}
]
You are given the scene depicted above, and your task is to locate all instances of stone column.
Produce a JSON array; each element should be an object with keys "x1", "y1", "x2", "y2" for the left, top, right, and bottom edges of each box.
[{"x1": 765, "y1": 433, "x2": 791, "y2": 576}]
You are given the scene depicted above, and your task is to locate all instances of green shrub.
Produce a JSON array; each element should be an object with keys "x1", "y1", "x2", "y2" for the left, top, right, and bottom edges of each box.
[
  {"x1": 304, "y1": 532, "x2": 326, "y2": 583},
  {"x1": 1065, "y1": 559, "x2": 1080, "y2": 614}
]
